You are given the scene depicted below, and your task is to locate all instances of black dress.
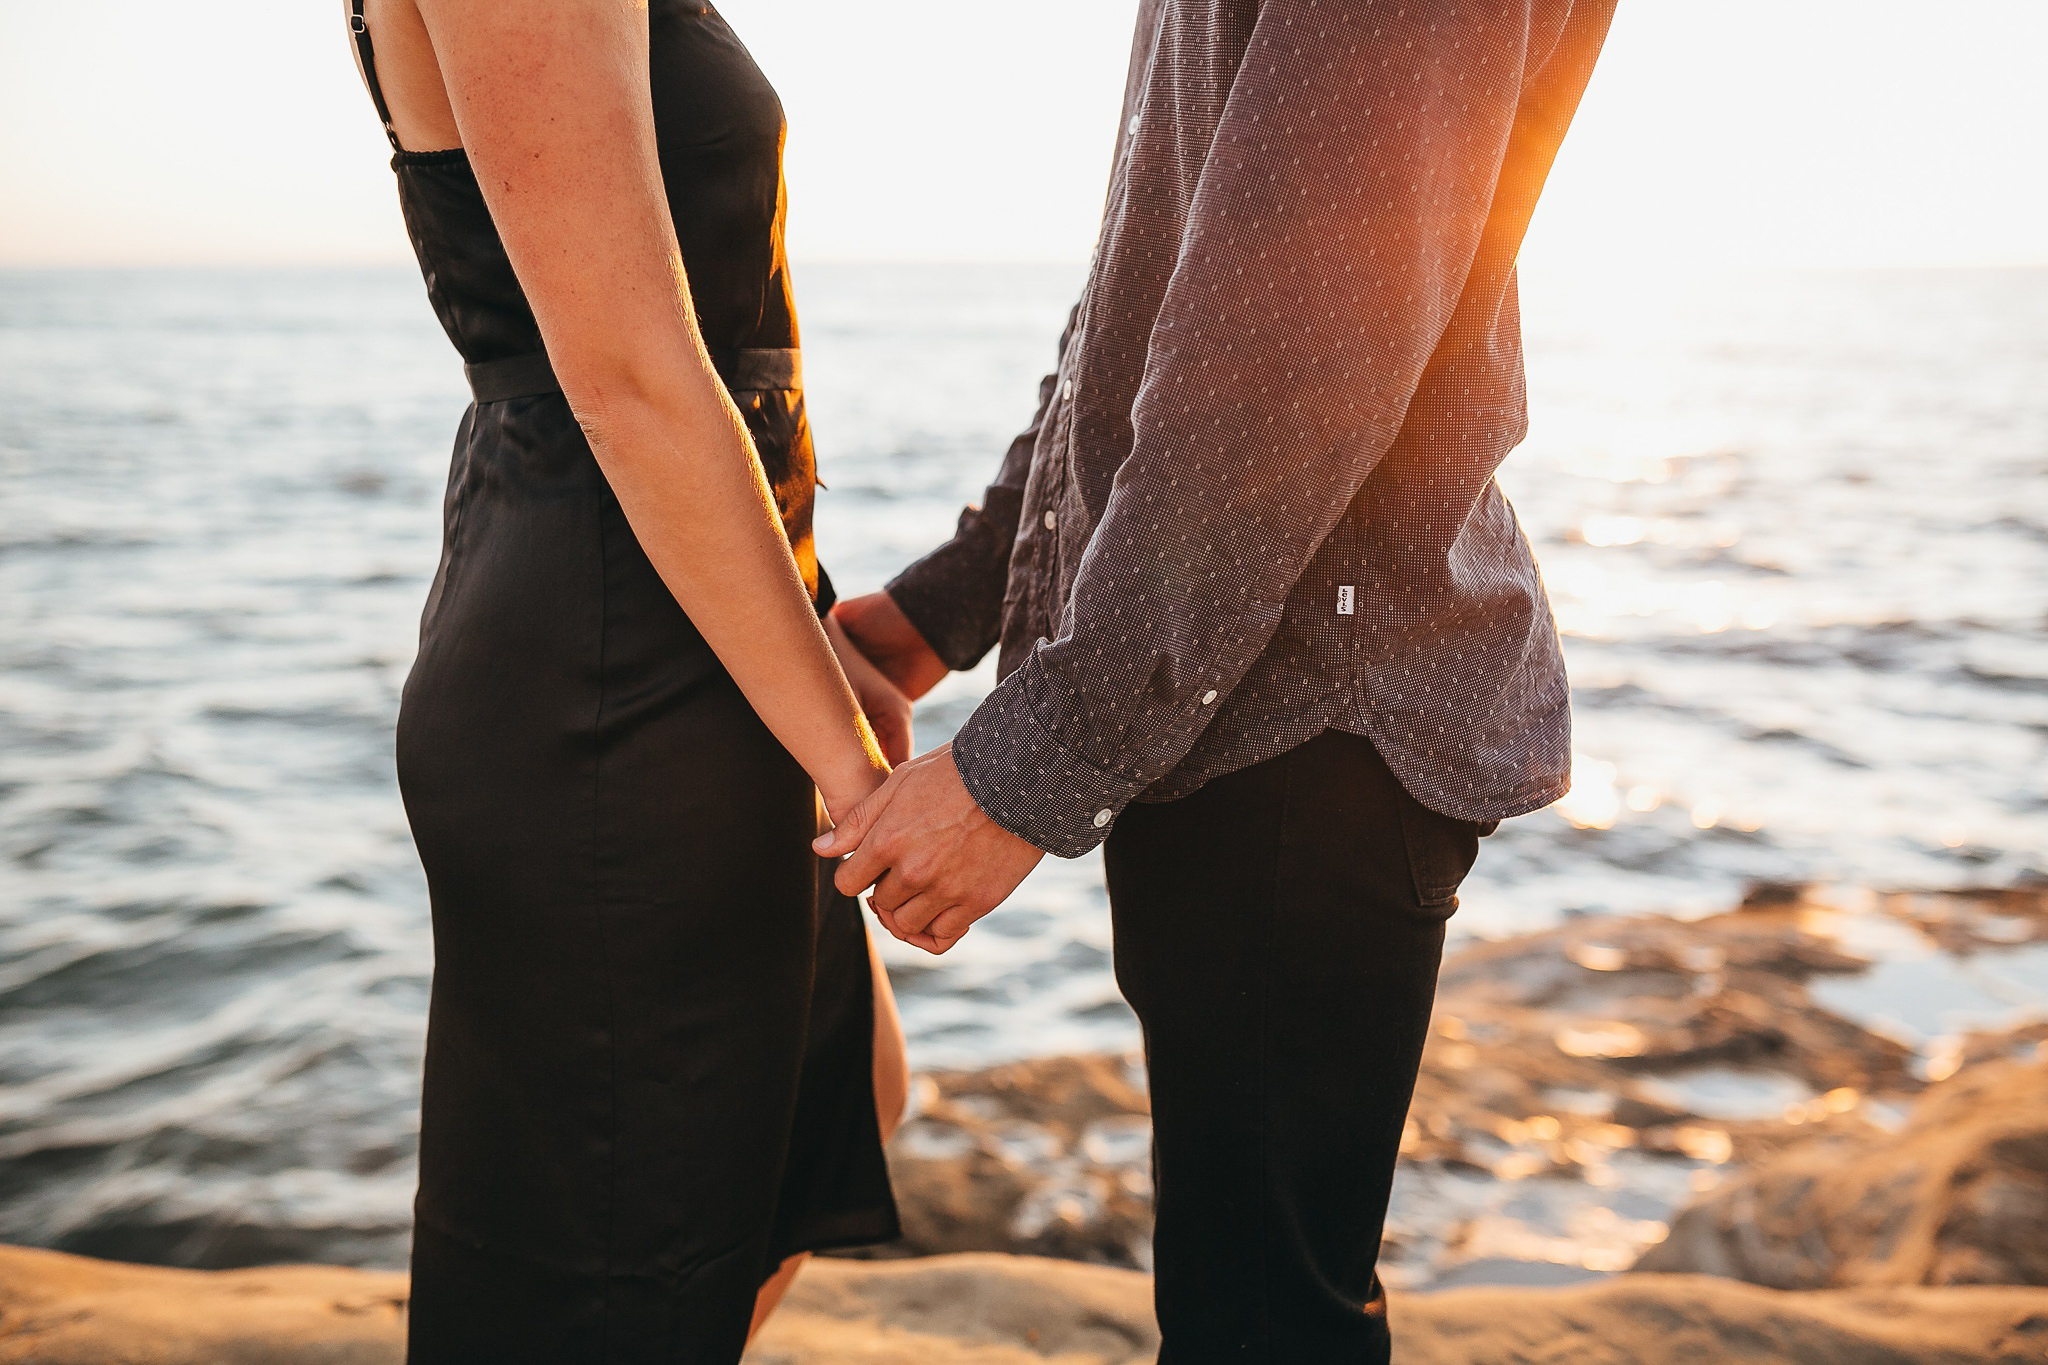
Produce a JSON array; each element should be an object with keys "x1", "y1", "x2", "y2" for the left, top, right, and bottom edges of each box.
[{"x1": 348, "y1": 5, "x2": 899, "y2": 1359}]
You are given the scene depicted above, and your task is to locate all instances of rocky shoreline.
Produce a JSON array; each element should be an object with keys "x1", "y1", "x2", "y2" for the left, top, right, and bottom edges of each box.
[
  {"x1": 874, "y1": 884, "x2": 2048, "y2": 1291},
  {"x1": 4, "y1": 1246, "x2": 2046, "y2": 1364},
  {"x1": 3, "y1": 885, "x2": 2044, "y2": 1361},
  {"x1": 752, "y1": 1260, "x2": 2048, "y2": 1365}
]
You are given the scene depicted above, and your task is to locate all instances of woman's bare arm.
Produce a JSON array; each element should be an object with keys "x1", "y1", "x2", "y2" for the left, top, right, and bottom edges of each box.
[{"x1": 402, "y1": 0, "x2": 888, "y2": 815}]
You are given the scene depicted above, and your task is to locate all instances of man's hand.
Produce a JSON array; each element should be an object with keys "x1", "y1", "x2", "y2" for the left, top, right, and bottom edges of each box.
[
  {"x1": 833, "y1": 593, "x2": 950, "y2": 701},
  {"x1": 824, "y1": 614, "x2": 914, "y2": 765},
  {"x1": 814, "y1": 742, "x2": 1044, "y2": 953}
]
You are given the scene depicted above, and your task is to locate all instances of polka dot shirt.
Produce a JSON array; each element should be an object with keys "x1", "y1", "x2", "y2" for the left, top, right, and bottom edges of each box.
[{"x1": 887, "y1": 0, "x2": 1618, "y2": 857}]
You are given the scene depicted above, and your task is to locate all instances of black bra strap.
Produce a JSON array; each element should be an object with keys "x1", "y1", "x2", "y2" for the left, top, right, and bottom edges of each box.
[{"x1": 348, "y1": 0, "x2": 403, "y2": 152}]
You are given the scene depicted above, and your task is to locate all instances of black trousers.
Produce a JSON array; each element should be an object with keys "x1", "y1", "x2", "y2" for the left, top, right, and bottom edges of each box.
[{"x1": 1104, "y1": 730, "x2": 1484, "y2": 1364}]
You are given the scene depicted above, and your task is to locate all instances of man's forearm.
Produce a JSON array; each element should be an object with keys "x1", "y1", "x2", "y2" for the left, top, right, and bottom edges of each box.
[
  {"x1": 884, "y1": 307, "x2": 1076, "y2": 670},
  {"x1": 881, "y1": 482, "x2": 1022, "y2": 674}
]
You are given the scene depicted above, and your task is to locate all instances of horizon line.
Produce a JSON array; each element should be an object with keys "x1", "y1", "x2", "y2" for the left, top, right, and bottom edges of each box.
[{"x1": 2, "y1": 256, "x2": 2046, "y2": 274}]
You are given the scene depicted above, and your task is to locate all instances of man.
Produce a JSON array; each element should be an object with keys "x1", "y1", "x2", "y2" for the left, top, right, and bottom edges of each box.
[{"x1": 818, "y1": 0, "x2": 1617, "y2": 1357}]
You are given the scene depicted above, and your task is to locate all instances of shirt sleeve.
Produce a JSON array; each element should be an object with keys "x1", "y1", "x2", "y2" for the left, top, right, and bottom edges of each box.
[
  {"x1": 952, "y1": 0, "x2": 1546, "y2": 857},
  {"x1": 883, "y1": 310, "x2": 1075, "y2": 671},
  {"x1": 882, "y1": 2, "x2": 1169, "y2": 671}
]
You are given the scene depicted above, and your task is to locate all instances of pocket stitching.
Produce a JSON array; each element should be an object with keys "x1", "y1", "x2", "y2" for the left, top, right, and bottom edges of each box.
[{"x1": 1397, "y1": 797, "x2": 1477, "y2": 911}]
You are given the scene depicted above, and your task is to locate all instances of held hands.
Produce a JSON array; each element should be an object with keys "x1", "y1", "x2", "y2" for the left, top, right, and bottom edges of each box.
[
  {"x1": 814, "y1": 743, "x2": 1045, "y2": 954},
  {"x1": 821, "y1": 591, "x2": 1042, "y2": 953}
]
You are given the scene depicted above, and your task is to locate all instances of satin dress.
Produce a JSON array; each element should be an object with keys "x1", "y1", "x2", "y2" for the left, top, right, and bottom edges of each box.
[{"x1": 349, "y1": 4, "x2": 899, "y2": 1359}]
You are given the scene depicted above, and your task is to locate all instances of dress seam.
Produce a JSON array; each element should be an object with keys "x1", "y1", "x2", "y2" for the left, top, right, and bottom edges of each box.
[{"x1": 591, "y1": 491, "x2": 622, "y2": 1355}]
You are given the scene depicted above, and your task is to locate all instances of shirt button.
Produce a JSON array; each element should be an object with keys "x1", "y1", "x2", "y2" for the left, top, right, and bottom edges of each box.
[
  {"x1": 1062, "y1": 379, "x2": 1075, "y2": 400},
  {"x1": 1043, "y1": 510, "x2": 1058, "y2": 531},
  {"x1": 1093, "y1": 808, "x2": 1113, "y2": 829},
  {"x1": 1201, "y1": 690, "x2": 1219, "y2": 705}
]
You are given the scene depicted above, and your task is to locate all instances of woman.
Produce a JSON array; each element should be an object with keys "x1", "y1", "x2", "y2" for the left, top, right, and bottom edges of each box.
[{"x1": 345, "y1": 0, "x2": 911, "y2": 1357}]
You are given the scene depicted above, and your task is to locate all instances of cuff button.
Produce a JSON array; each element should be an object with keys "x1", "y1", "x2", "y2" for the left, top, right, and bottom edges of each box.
[
  {"x1": 1201, "y1": 690, "x2": 1219, "y2": 705},
  {"x1": 1093, "y1": 808, "x2": 1113, "y2": 829}
]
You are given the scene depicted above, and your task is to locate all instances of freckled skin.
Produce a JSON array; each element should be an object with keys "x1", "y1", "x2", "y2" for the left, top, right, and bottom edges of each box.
[{"x1": 362, "y1": 0, "x2": 890, "y2": 819}]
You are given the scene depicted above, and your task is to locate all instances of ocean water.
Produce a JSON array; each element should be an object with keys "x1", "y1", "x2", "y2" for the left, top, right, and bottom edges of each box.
[{"x1": 1, "y1": 262, "x2": 2045, "y2": 1268}]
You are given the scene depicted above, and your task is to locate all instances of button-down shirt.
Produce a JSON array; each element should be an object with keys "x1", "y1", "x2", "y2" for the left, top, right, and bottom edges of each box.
[{"x1": 887, "y1": 0, "x2": 1618, "y2": 857}]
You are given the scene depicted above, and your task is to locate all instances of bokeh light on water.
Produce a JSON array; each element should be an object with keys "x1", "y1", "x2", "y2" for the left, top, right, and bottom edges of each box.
[{"x1": 1, "y1": 263, "x2": 2044, "y2": 1264}]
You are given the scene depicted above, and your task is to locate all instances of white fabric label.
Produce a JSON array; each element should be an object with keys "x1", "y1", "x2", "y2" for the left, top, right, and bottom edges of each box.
[{"x1": 1337, "y1": 586, "x2": 1356, "y2": 616}]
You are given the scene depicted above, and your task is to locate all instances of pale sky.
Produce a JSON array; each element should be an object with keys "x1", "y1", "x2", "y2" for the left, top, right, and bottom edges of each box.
[{"x1": 1, "y1": 1, "x2": 2044, "y2": 269}]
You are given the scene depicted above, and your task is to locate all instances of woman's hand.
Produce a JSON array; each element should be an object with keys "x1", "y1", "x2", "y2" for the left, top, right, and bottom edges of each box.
[
  {"x1": 815, "y1": 737, "x2": 891, "y2": 834},
  {"x1": 826, "y1": 614, "x2": 914, "y2": 767}
]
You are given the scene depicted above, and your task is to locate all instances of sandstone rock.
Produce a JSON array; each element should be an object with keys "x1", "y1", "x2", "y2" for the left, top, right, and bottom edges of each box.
[
  {"x1": 868, "y1": 1053, "x2": 1155, "y2": 1268},
  {"x1": 752, "y1": 1258, "x2": 2048, "y2": 1365},
  {"x1": 5, "y1": 886, "x2": 2034, "y2": 1354},
  {"x1": 1376, "y1": 892, "x2": 1940, "y2": 1285},
  {"x1": 1393, "y1": 1274, "x2": 2048, "y2": 1365},
  {"x1": 867, "y1": 888, "x2": 2048, "y2": 1289},
  {"x1": 1636, "y1": 1048, "x2": 2048, "y2": 1289},
  {"x1": 9, "y1": 1243, "x2": 2048, "y2": 1365},
  {"x1": 0, "y1": 1244, "x2": 406, "y2": 1363},
  {"x1": 747, "y1": 1253, "x2": 1157, "y2": 1365}
]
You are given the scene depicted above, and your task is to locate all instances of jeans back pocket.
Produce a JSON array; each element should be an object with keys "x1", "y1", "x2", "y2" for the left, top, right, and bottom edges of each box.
[{"x1": 1396, "y1": 796, "x2": 1485, "y2": 916}]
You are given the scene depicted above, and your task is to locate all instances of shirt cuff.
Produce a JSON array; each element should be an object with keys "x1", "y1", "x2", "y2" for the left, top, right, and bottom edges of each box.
[{"x1": 951, "y1": 653, "x2": 1149, "y2": 858}]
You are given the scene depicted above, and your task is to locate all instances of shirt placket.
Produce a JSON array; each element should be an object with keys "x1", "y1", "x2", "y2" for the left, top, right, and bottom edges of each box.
[{"x1": 1046, "y1": 90, "x2": 1148, "y2": 616}]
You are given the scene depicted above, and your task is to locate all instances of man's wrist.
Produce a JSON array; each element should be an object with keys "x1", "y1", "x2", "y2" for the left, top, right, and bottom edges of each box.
[
  {"x1": 943, "y1": 742, "x2": 1053, "y2": 858},
  {"x1": 952, "y1": 659, "x2": 1148, "y2": 858}
]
